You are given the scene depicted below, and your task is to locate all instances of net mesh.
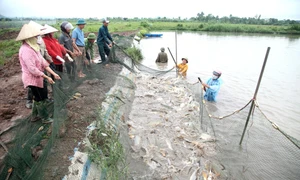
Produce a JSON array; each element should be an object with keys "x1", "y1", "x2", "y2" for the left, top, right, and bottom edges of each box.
[{"x1": 0, "y1": 33, "x2": 299, "y2": 180}]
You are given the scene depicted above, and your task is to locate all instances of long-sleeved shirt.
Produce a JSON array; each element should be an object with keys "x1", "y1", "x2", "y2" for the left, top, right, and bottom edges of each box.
[
  {"x1": 97, "y1": 25, "x2": 113, "y2": 44},
  {"x1": 38, "y1": 39, "x2": 52, "y2": 63},
  {"x1": 85, "y1": 38, "x2": 95, "y2": 60},
  {"x1": 43, "y1": 36, "x2": 66, "y2": 65},
  {"x1": 19, "y1": 43, "x2": 49, "y2": 88},
  {"x1": 204, "y1": 78, "x2": 222, "y2": 101},
  {"x1": 177, "y1": 63, "x2": 188, "y2": 77},
  {"x1": 156, "y1": 52, "x2": 168, "y2": 63}
]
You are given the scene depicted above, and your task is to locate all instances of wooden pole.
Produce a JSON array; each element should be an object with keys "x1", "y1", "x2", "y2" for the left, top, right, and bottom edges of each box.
[
  {"x1": 239, "y1": 47, "x2": 271, "y2": 145},
  {"x1": 175, "y1": 31, "x2": 178, "y2": 77}
]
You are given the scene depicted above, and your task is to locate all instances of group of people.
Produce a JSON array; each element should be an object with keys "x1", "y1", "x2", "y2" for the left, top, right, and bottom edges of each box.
[
  {"x1": 155, "y1": 48, "x2": 222, "y2": 101},
  {"x1": 17, "y1": 18, "x2": 114, "y2": 122}
]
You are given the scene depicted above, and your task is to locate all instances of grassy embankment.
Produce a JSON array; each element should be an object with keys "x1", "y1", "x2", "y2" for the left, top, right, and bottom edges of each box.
[{"x1": 1, "y1": 21, "x2": 300, "y2": 65}]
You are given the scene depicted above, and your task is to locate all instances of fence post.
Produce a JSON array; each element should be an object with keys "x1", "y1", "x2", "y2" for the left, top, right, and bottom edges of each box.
[{"x1": 239, "y1": 47, "x2": 271, "y2": 145}]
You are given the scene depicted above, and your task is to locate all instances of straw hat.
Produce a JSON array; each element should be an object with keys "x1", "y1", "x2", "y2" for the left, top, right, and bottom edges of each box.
[
  {"x1": 42, "y1": 24, "x2": 58, "y2": 35},
  {"x1": 16, "y1": 23, "x2": 41, "y2": 41},
  {"x1": 28, "y1": 21, "x2": 45, "y2": 31},
  {"x1": 181, "y1": 57, "x2": 188, "y2": 63}
]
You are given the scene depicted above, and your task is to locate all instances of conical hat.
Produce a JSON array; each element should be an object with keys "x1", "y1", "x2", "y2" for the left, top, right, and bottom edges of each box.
[
  {"x1": 28, "y1": 20, "x2": 45, "y2": 31},
  {"x1": 42, "y1": 24, "x2": 58, "y2": 35},
  {"x1": 16, "y1": 23, "x2": 41, "y2": 41}
]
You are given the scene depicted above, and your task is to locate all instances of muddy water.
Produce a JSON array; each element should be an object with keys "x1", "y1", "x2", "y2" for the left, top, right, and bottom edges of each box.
[{"x1": 134, "y1": 32, "x2": 300, "y2": 179}]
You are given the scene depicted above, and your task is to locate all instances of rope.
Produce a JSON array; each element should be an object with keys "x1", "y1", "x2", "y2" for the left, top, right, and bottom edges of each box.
[{"x1": 254, "y1": 100, "x2": 300, "y2": 149}]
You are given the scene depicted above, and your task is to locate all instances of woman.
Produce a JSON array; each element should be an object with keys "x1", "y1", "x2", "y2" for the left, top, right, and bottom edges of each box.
[
  {"x1": 16, "y1": 23, "x2": 61, "y2": 123},
  {"x1": 42, "y1": 24, "x2": 68, "y2": 73},
  {"x1": 59, "y1": 21, "x2": 77, "y2": 81}
]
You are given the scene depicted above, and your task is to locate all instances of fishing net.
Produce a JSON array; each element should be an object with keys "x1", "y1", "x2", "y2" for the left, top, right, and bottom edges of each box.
[
  {"x1": 187, "y1": 82, "x2": 300, "y2": 179},
  {"x1": 1, "y1": 32, "x2": 299, "y2": 180},
  {"x1": 0, "y1": 34, "x2": 176, "y2": 180}
]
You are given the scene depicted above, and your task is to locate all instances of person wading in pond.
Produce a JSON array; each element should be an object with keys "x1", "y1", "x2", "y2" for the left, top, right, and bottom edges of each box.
[
  {"x1": 176, "y1": 58, "x2": 188, "y2": 77},
  {"x1": 72, "y1": 19, "x2": 88, "y2": 78},
  {"x1": 202, "y1": 70, "x2": 222, "y2": 102},
  {"x1": 155, "y1": 47, "x2": 168, "y2": 63},
  {"x1": 97, "y1": 19, "x2": 114, "y2": 65},
  {"x1": 17, "y1": 23, "x2": 61, "y2": 123},
  {"x1": 59, "y1": 21, "x2": 76, "y2": 81}
]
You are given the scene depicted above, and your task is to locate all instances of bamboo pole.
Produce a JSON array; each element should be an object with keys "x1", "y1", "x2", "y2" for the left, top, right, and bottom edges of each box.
[
  {"x1": 239, "y1": 47, "x2": 271, "y2": 145},
  {"x1": 175, "y1": 31, "x2": 178, "y2": 77}
]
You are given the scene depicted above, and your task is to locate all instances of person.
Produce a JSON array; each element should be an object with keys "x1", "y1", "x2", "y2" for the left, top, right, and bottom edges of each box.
[
  {"x1": 59, "y1": 21, "x2": 76, "y2": 81},
  {"x1": 176, "y1": 58, "x2": 188, "y2": 77},
  {"x1": 85, "y1": 32, "x2": 96, "y2": 63},
  {"x1": 202, "y1": 70, "x2": 222, "y2": 102},
  {"x1": 16, "y1": 23, "x2": 61, "y2": 123},
  {"x1": 25, "y1": 21, "x2": 53, "y2": 109},
  {"x1": 42, "y1": 24, "x2": 71, "y2": 73},
  {"x1": 72, "y1": 19, "x2": 88, "y2": 78},
  {"x1": 97, "y1": 19, "x2": 114, "y2": 64},
  {"x1": 155, "y1": 47, "x2": 168, "y2": 63}
]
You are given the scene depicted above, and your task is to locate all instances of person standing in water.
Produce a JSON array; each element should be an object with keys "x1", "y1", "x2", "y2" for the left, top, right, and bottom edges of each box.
[{"x1": 202, "y1": 70, "x2": 222, "y2": 102}]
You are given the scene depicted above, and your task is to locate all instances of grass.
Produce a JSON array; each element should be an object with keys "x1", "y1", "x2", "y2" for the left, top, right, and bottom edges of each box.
[
  {"x1": 124, "y1": 46, "x2": 143, "y2": 62},
  {"x1": 0, "y1": 39, "x2": 21, "y2": 65},
  {"x1": 88, "y1": 109, "x2": 128, "y2": 179},
  {"x1": 0, "y1": 20, "x2": 299, "y2": 65}
]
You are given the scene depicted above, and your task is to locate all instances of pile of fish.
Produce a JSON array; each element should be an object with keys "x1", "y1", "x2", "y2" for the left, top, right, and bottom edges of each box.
[{"x1": 126, "y1": 73, "x2": 223, "y2": 179}]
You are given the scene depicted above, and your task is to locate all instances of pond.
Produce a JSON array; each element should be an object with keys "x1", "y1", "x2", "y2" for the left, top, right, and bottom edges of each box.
[{"x1": 135, "y1": 31, "x2": 300, "y2": 179}]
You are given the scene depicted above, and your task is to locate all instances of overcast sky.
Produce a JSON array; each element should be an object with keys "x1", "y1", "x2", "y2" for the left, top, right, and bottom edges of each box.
[{"x1": 0, "y1": 0, "x2": 299, "y2": 20}]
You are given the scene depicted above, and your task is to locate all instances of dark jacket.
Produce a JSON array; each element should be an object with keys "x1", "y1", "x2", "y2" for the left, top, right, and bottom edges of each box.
[
  {"x1": 97, "y1": 25, "x2": 113, "y2": 44},
  {"x1": 156, "y1": 52, "x2": 168, "y2": 63}
]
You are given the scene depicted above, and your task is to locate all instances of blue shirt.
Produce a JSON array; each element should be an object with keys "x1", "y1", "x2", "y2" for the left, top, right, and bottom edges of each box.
[
  {"x1": 72, "y1": 27, "x2": 85, "y2": 47},
  {"x1": 97, "y1": 25, "x2": 113, "y2": 44},
  {"x1": 204, "y1": 78, "x2": 222, "y2": 101}
]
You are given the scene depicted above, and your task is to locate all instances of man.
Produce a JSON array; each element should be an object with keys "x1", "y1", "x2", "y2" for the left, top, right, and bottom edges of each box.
[
  {"x1": 72, "y1": 19, "x2": 88, "y2": 78},
  {"x1": 155, "y1": 47, "x2": 168, "y2": 63},
  {"x1": 97, "y1": 19, "x2": 114, "y2": 64},
  {"x1": 176, "y1": 58, "x2": 188, "y2": 77},
  {"x1": 85, "y1": 33, "x2": 96, "y2": 62},
  {"x1": 202, "y1": 70, "x2": 222, "y2": 102},
  {"x1": 59, "y1": 21, "x2": 76, "y2": 81}
]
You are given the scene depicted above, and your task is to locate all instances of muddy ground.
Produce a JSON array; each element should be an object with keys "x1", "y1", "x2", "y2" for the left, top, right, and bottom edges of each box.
[{"x1": 0, "y1": 30, "x2": 135, "y2": 179}]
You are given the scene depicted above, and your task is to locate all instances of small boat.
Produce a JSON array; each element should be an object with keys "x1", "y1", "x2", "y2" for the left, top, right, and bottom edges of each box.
[{"x1": 144, "y1": 33, "x2": 163, "y2": 37}]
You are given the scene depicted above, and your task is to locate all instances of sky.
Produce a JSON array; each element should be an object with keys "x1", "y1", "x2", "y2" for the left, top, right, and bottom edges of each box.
[{"x1": 0, "y1": 0, "x2": 299, "y2": 20}]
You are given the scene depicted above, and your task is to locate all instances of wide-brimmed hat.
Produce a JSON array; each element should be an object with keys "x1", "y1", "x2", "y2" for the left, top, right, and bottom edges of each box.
[
  {"x1": 87, "y1": 33, "x2": 96, "y2": 40},
  {"x1": 76, "y1": 19, "x2": 86, "y2": 25},
  {"x1": 181, "y1": 57, "x2": 188, "y2": 63},
  {"x1": 16, "y1": 23, "x2": 41, "y2": 41},
  {"x1": 42, "y1": 24, "x2": 58, "y2": 35}
]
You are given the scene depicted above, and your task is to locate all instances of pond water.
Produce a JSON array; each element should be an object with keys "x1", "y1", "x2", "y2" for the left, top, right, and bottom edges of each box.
[{"x1": 134, "y1": 31, "x2": 300, "y2": 179}]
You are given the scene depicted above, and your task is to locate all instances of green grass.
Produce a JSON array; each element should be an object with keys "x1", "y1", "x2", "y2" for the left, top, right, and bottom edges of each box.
[
  {"x1": 88, "y1": 109, "x2": 128, "y2": 179},
  {"x1": 0, "y1": 39, "x2": 21, "y2": 65},
  {"x1": 0, "y1": 20, "x2": 299, "y2": 65},
  {"x1": 124, "y1": 46, "x2": 143, "y2": 62}
]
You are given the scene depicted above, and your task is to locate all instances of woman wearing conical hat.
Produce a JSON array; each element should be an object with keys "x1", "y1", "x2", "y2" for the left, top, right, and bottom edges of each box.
[{"x1": 16, "y1": 23, "x2": 61, "y2": 123}]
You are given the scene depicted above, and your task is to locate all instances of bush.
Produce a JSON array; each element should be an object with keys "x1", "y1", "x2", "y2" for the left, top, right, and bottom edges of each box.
[{"x1": 125, "y1": 46, "x2": 143, "y2": 62}]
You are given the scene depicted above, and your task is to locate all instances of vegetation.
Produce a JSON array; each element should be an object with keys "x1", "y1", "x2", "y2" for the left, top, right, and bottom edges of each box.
[
  {"x1": 125, "y1": 46, "x2": 143, "y2": 62},
  {"x1": 88, "y1": 114, "x2": 128, "y2": 179},
  {"x1": 0, "y1": 12, "x2": 299, "y2": 65}
]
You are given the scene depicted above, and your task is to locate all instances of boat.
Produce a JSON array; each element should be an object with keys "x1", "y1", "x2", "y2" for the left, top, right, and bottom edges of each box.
[{"x1": 144, "y1": 33, "x2": 163, "y2": 37}]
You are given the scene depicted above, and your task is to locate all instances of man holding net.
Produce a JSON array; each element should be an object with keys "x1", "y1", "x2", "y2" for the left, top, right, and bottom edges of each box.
[{"x1": 97, "y1": 19, "x2": 114, "y2": 65}]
